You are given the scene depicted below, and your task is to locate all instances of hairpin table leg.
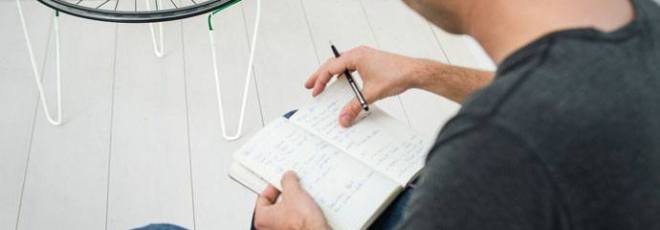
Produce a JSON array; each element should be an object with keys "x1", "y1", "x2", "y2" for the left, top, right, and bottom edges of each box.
[
  {"x1": 207, "y1": 0, "x2": 260, "y2": 141},
  {"x1": 146, "y1": 0, "x2": 165, "y2": 58},
  {"x1": 16, "y1": 0, "x2": 63, "y2": 126}
]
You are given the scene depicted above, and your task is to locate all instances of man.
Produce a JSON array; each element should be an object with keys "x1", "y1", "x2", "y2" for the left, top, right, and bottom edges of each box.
[{"x1": 253, "y1": 0, "x2": 660, "y2": 229}]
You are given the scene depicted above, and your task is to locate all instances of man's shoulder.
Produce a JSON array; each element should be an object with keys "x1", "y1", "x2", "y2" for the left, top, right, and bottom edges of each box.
[
  {"x1": 460, "y1": 24, "x2": 660, "y2": 127},
  {"x1": 446, "y1": 23, "x2": 660, "y2": 164}
]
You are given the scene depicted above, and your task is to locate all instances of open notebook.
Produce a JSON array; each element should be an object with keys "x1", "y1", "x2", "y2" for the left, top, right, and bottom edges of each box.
[{"x1": 229, "y1": 79, "x2": 432, "y2": 230}]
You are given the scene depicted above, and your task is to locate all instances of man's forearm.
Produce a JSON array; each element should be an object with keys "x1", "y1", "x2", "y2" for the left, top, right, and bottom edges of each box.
[{"x1": 411, "y1": 59, "x2": 494, "y2": 104}]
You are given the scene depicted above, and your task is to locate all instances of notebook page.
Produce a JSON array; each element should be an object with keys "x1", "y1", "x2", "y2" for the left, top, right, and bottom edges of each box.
[
  {"x1": 229, "y1": 162, "x2": 269, "y2": 193},
  {"x1": 290, "y1": 80, "x2": 432, "y2": 185},
  {"x1": 233, "y1": 117, "x2": 400, "y2": 229}
]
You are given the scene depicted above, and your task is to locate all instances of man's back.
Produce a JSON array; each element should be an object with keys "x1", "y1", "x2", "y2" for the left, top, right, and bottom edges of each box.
[{"x1": 400, "y1": 0, "x2": 660, "y2": 229}]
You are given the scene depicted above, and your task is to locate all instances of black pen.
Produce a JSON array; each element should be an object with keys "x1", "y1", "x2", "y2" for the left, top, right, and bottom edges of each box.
[{"x1": 330, "y1": 43, "x2": 370, "y2": 112}]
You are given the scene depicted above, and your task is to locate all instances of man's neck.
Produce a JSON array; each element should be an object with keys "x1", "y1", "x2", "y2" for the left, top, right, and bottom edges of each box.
[{"x1": 466, "y1": 0, "x2": 635, "y2": 65}]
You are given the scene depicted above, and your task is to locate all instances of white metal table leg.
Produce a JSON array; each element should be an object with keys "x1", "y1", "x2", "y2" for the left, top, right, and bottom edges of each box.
[
  {"x1": 148, "y1": 22, "x2": 164, "y2": 57},
  {"x1": 208, "y1": 0, "x2": 261, "y2": 141},
  {"x1": 146, "y1": 0, "x2": 164, "y2": 58},
  {"x1": 16, "y1": 0, "x2": 63, "y2": 126}
]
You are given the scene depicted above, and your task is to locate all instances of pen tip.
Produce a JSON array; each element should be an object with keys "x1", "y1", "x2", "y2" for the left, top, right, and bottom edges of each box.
[{"x1": 329, "y1": 40, "x2": 334, "y2": 46}]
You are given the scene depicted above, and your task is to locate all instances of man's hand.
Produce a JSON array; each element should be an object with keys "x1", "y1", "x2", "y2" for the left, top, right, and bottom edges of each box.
[
  {"x1": 305, "y1": 46, "x2": 423, "y2": 127},
  {"x1": 254, "y1": 171, "x2": 330, "y2": 230},
  {"x1": 306, "y1": 45, "x2": 494, "y2": 127}
]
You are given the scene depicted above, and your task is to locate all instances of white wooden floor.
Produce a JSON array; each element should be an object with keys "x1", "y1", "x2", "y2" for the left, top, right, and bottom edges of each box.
[{"x1": 0, "y1": 0, "x2": 494, "y2": 229}]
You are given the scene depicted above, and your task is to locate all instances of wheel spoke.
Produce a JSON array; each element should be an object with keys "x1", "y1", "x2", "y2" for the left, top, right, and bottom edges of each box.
[{"x1": 96, "y1": 0, "x2": 110, "y2": 9}]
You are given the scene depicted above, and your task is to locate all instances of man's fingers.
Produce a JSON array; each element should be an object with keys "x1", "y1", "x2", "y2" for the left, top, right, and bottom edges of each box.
[
  {"x1": 254, "y1": 185, "x2": 282, "y2": 230},
  {"x1": 339, "y1": 99, "x2": 362, "y2": 127},
  {"x1": 261, "y1": 185, "x2": 281, "y2": 204},
  {"x1": 311, "y1": 54, "x2": 359, "y2": 96},
  {"x1": 305, "y1": 72, "x2": 317, "y2": 89},
  {"x1": 311, "y1": 58, "x2": 343, "y2": 97},
  {"x1": 255, "y1": 185, "x2": 280, "y2": 209},
  {"x1": 312, "y1": 73, "x2": 333, "y2": 96},
  {"x1": 255, "y1": 195, "x2": 272, "y2": 209},
  {"x1": 281, "y1": 171, "x2": 304, "y2": 196},
  {"x1": 254, "y1": 202, "x2": 276, "y2": 230},
  {"x1": 339, "y1": 88, "x2": 380, "y2": 127}
]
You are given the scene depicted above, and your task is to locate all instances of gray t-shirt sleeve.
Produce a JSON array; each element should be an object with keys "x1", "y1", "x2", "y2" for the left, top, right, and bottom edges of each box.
[{"x1": 396, "y1": 122, "x2": 566, "y2": 230}]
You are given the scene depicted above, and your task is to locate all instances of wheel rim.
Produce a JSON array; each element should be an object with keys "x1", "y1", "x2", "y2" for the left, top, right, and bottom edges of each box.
[{"x1": 37, "y1": 0, "x2": 239, "y2": 23}]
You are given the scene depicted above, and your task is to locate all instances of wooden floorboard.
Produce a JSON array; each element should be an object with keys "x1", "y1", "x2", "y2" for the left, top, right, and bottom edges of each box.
[
  {"x1": 241, "y1": 0, "x2": 320, "y2": 120},
  {"x1": 180, "y1": 3, "x2": 264, "y2": 229},
  {"x1": 0, "y1": 2, "x2": 53, "y2": 230},
  {"x1": 16, "y1": 16, "x2": 116, "y2": 230},
  {"x1": 106, "y1": 21, "x2": 194, "y2": 230}
]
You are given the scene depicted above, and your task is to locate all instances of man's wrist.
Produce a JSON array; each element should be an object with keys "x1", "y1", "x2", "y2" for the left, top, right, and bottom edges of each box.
[
  {"x1": 407, "y1": 58, "x2": 443, "y2": 90},
  {"x1": 406, "y1": 58, "x2": 433, "y2": 89},
  {"x1": 407, "y1": 59, "x2": 495, "y2": 103}
]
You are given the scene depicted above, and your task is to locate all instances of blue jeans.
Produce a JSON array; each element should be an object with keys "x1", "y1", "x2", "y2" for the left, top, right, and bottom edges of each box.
[
  {"x1": 132, "y1": 224, "x2": 187, "y2": 230},
  {"x1": 135, "y1": 110, "x2": 414, "y2": 230}
]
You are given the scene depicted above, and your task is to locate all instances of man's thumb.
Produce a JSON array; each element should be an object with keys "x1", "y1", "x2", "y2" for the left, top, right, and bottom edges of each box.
[
  {"x1": 281, "y1": 171, "x2": 303, "y2": 194},
  {"x1": 339, "y1": 88, "x2": 379, "y2": 127}
]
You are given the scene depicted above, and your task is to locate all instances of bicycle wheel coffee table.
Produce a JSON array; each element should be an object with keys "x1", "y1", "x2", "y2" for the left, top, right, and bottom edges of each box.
[
  {"x1": 15, "y1": 0, "x2": 260, "y2": 140},
  {"x1": 37, "y1": 0, "x2": 238, "y2": 23}
]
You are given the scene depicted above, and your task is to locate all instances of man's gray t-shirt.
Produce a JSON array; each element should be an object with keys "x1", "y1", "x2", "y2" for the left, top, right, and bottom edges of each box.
[{"x1": 398, "y1": 0, "x2": 660, "y2": 229}]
